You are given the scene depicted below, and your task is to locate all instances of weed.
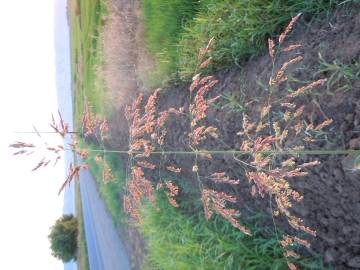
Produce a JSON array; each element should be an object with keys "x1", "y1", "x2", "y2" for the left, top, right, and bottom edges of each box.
[
  {"x1": 122, "y1": 15, "x2": 337, "y2": 269},
  {"x1": 141, "y1": 0, "x2": 339, "y2": 82},
  {"x1": 215, "y1": 92, "x2": 248, "y2": 113},
  {"x1": 315, "y1": 53, "x2": 360, "y2": 94}
]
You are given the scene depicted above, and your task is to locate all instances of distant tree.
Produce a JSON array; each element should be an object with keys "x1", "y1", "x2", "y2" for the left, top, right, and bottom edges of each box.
[{"x1": 48, "y1": 214, "x2": 78, "y2": 262}]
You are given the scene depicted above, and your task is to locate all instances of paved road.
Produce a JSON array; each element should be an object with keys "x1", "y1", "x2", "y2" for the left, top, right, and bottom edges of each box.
[{"x1": 79, "y1": 168, "x2": 131, "y2": 270}]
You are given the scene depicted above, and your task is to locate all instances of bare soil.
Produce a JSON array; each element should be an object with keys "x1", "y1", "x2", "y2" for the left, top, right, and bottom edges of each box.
[
  {"x1": 102, "y1": 0, "x2": 155, "y2": 109},
  {"x1": 103, "y1": 2, "x2": 360, "y2": 269}
]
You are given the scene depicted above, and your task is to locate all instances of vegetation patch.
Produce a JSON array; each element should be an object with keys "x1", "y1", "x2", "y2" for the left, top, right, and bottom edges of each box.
[
  {"x1": 142, "y1": 0, "x2": 341, "y2": 82},
  {"x1": 141, "y1": 0, "x2": 203, "y2": 83},
  {"x1": 68, "y1": 0, "x2": 109, "y2": 126},
  {"x1": 139, "y1": 195, "x2": 326, "y2": 270},
  {"x1": 178, "y1": 0, "x2": 338, "y2": 78},
  {"x1": 81, "y1": 141, "x2": 128, "y2": 226}
]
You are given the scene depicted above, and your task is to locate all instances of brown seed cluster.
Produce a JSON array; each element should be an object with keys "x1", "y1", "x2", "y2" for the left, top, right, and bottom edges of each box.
[
  {"x1": 238, "y1": 110, "x2": 325, "y2": 269},
  {"x1": 187, "y1": 49, "x2": 253, "y2": 235},
  {"x1": 58, "y1": 162, "x2": 88, "y2": 195},
  {"x1": 278, "y1": 13, "x2": 301, "y2": 44},
  {"x1": 50, "y1": 111, "x2": 69, "y2": 138},
  {"x1": 165, "y1": 181, "x2": 179, "y2": 208},
  {"x1": 234, "y1": 14, "x2": 333, "y2": 269},
  {"x1": 125, "y1": 89, "x2": 181, "y2": 222},
  {"x1": 189, "y1": 76, "x2": 220, "y2": 128},
  {"x1": 10, "y1": 109, "x2": 112, "y2": 197},
  {"x1": 97, "y1": 159, "x2": 116, "y2": 184},
  {"x1": 9, "y1": 114, "x2": 71, "y2": 173},
  {"x1": 202, "y1": 189, "x2": 251, "y2": 236},
  {"x1": 123, "y1": 166, "x2": 156, "y2": 223},
  {"x1": 83, "y1": 100, "x2": 109, "y2": 141},
  {"x1": 126, "y1": 89, "x2": 170, "y2": 156},
  {"x1": 208, "y1": 172, "x2": 240, "y2": 185}
]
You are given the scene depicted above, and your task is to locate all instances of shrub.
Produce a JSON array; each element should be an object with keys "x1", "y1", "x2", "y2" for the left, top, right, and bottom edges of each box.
[{"x1": 48, "y1": 214, "x2": 78, "y2": 262}]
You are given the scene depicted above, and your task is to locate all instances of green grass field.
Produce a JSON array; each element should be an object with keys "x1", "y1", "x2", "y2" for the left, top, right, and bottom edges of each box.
[{"x1": 68, "y1": 0, "x2": 109, "y2": 127}]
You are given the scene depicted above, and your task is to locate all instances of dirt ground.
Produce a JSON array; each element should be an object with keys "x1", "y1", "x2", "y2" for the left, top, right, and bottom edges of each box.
[
  {"x1": 103, "y1": 2, "x2": 360, "y2": 269},
  {"x1": 102, "y1": 0, "x2": 155, "y2": 108}
]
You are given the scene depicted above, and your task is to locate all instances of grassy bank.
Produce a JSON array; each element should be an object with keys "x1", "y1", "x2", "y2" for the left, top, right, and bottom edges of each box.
[
  {"x1": 75, "y1": 180, "x2": 90, "y2": 270},
  {"x1": 68, "y1": 0, "x2": 109, "y2": 127},
  {"x1": 141, "y1": 0, "x2": 203, "y2": 83},
  {"x1": 138, "y1": 194, "x2": 326, "y2": 270},
  {"x1": 142, "y1": 0, "x2": 338, "y2": 81}
]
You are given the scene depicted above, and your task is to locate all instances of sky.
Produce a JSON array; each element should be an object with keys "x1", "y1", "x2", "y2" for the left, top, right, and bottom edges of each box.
[{"x1": 0, "y1": 1, "x2": 68, "y2": 269}]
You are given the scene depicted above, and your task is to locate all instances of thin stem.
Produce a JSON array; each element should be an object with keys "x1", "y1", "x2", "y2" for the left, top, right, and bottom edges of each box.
[
  {"x1": 14, "y1": 131, "x2": 78, "y2": 134},
  {"x1": 269, "y1": 194, "x2": 281, "y2": 248},
  {"x1": 81, "y1": 148, "x2": 360, "y2": 156},
  {"x1": 233, "y1": 155, "x2": 258, "y2": 170}
]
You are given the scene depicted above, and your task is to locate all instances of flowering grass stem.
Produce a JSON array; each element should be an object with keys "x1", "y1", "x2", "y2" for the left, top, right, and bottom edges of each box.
[{"x1": 82, "y1": 148, "x2": 360, "y2": 156}]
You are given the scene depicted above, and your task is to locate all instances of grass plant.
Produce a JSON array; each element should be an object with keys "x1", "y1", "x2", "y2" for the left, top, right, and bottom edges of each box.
[
  {"x1": 315, "y1": 53, "x2": 360, "y2": 93},
  {"x1": 141, "y1": 0, "x2": 338, "y2": 81},
  {"x1": 123, "y1": 14, "x2": 340, "y2": 269},
  {"x1": 139, "y1": 194, "x2": 327, "y2": 270},
  {"x1": 178, "y1": 0, "x2": 338, "y2": 78},
  {"x1": 215, "y1": 91, "x2": 248, "y2": 113},
  {"x1": 141, "y1": 0, "x2": 203, "y2": 83}
]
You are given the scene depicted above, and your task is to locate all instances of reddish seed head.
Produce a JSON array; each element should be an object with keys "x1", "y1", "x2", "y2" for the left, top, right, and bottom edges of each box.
[
  {"x1": 199, "y1": 57, "x2": 212, "y2": 69},
  {"x1": 268, "y1": 38, "x2": 275, "y2": 59}
]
